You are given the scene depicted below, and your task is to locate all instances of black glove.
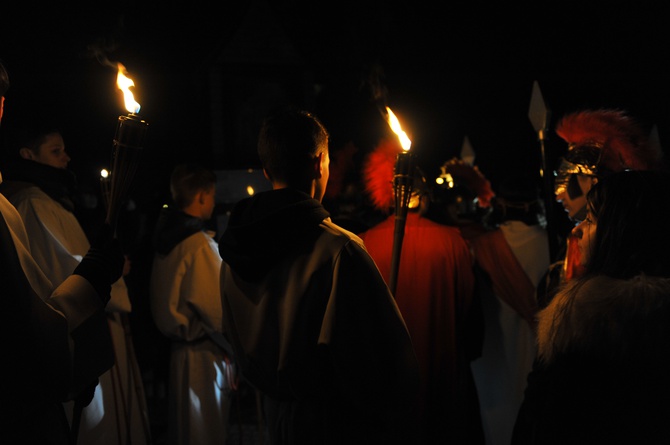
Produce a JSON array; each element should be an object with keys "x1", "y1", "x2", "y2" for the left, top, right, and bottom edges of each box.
[{"x1": 73, "y1": 223, "x2": 125, "y2": 305}]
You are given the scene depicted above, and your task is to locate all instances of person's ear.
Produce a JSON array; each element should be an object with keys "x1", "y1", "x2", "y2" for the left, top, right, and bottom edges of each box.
[
  {"x1": 313, "y1": 152, "x2": 324, "y2": 179},
  {"x1": 0, "y1": 96, "x2": 4, "y2": 122},
  {"x1": 19, "y1": 147, "x2": 35, "y2": 160}
]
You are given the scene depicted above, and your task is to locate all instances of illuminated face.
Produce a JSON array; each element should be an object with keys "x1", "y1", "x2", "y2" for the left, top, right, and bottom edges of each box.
[
  {"x1": 572, "y1": 206, "x2": 597, "y2": 265},
  {"x1": 555, "y1": 174, "x2": 595, "y2": 220},
  {"x1": 28, "y1": 132, "x2": 71, "y2": 169}
]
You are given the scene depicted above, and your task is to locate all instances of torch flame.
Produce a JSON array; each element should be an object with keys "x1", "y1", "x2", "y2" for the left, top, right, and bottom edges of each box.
[
  {"x1": 116, "y1": 63, "x2": 141, "y2": 114},
  {"x1": 385, "y1": 106, "x2": 411, "y2": 151}
]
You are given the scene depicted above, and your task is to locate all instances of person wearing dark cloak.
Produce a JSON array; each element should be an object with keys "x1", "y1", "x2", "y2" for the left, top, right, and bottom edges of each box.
[{"x1": 218, "y1": 108, "x2": 421, "y2": 445}]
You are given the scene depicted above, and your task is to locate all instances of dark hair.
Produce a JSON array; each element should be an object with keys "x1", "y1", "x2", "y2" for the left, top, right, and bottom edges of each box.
[
  {"x1": 584, "y1": 169, "x2": 670, "y2": 279},
  {"x1": 14, "y1": 121, "x2": 63, "y2": 154},
  {"x1": 170, "y1": 163, "x2": 217, "y2": 209},
  {"x1": 257, "y1": 108, "x2": 329, "y2": 185},
  {"x1": 0, "y1": 59, "x2": 9, "y2": 97}
]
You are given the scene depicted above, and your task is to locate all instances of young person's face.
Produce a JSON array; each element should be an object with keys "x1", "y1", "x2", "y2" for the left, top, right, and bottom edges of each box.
[
  {"x1": 24, "y1": 132, "x2": 71, "y2": 169},
  {"x1": 572, "y1": 205, "x2": 597, "y2": 265}
]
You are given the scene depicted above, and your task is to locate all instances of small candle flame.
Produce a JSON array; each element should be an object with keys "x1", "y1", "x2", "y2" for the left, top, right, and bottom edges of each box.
[
  {"x1": 385, "y1": 106, "x2": 411, "y2": 151},
  {"x1": 116, "y1": 63, "x2": 141, "y2": 114}
]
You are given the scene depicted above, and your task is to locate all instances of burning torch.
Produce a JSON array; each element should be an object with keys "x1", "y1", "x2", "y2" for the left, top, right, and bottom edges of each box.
[
  {"x1": 386, "y1": 107, "x2": 414, "y2": 297},
  {"x1": 102, "y1": 63, "x2": 149, "y2": 233}
]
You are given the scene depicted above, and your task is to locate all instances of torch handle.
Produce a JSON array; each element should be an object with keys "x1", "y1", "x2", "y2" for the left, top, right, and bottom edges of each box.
[
  {"x1": 389, "y1": 214, "x2": 408, "y2": 297},
  {"x1": 105, "y1": 114, "x2": 148, "y2": 233},
  {"x1": 538, "y1": 130, "x2": 559, "y2": 260},
  {"x1": 389, "y1": 151, "x2": 415, "y2": 298}
]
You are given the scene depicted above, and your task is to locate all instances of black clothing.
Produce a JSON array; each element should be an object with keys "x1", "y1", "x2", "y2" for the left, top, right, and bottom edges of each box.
[
  {"x1": 1, "y1": 158, "x2": 78, "y2": 212},
  {"x1": 220, "y1": 188, "x2": 329, "y2": 281},
  {"x1": 152, "y1": 207, "x2": 205, "y2": 255}
]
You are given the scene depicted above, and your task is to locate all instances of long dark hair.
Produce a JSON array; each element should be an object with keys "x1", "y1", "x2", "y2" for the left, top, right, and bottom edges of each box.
[{"x1": 584, "y1": 169, "x2": 670, "y2": 279}]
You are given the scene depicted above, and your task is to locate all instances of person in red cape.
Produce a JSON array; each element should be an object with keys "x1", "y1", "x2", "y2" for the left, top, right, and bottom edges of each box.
[{"x1": 359, "y1": 139, "x2": 484, "y2": 445}]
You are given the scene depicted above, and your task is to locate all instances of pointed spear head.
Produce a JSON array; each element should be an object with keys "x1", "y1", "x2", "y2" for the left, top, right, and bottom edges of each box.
[
  {"x1": 460, "y1": 135, "x2": 476, "y2": 165},
  {"x1": 529, "y1": 81, "x2": 551, "y2": 140}
]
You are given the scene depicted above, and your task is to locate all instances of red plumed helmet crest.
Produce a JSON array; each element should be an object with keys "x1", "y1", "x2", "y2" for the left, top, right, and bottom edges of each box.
[
  {"x1": 362, "y1": 139, "x2": 402, "y2": 213},
  {"x1": 442, "y1": 158, "x2": 495, "y2": 208},
  {"x1": 555, "y1": 109, "x2": 662, "y2": 174}
]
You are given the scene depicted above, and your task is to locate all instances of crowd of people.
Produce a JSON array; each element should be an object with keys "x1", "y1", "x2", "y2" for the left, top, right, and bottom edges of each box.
[{"x1": 3, "y1": 53, "x2": 670, "y2": 445}]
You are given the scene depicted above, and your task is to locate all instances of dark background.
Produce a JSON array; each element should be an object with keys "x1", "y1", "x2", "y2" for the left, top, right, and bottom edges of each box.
[
  {"x1": 1, "y1": 1, "x2": 669, "y2": 231},
  {"x1": 3, "y1": 4, "x2": 669, "y2": 433}
]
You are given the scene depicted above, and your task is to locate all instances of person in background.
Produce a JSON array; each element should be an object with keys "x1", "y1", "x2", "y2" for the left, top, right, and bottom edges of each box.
[
  {"x1": 358, "y1": 140, "x2": 484, "y2": 445},
  {"x1": 0, "y1": 120, "x2": 150, "y2": 444},
  {"x1": 0, "y1": 58, "x2": 125, "y2": 444},
  {"x1": 538, "y1": 108, "x2": 664, "y2": 307},
  {"x1": 468, "y1": 173, "x2": 550, "y2": 445},
  {"x1": 150, "y1": 162, "x2": 237, "y2": 445},
  {"x1": 218, "y1": 108, "x2": 421, "y2": 445},
  {"x1": 512, "y1": 169, "x2": 670, "y2": 444},
  {"x1": 425, "y1": 157, "x2": 494, "y2": 241}
]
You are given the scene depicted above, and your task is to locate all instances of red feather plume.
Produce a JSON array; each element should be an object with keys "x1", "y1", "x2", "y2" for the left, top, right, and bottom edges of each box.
[
  {"x1": 362, "y1": 139, "x2": 403, "y2": 213},
  {"x1": 442, "y1": 158, "x2": 495, "y2": 208},
  {"x1": 555, "y1": 109, "x2": 662, "y2": 172}
]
